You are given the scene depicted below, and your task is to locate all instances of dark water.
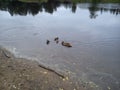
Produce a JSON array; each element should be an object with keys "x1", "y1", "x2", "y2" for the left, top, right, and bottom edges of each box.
[{"x1": 0, "y1": 1, "x2": 120, "y2": 90}]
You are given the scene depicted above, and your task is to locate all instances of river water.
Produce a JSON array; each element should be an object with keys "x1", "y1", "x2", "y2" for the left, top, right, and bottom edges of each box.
[{"x1": 0, "y1": 1, "x2": 120, "y2": 90}]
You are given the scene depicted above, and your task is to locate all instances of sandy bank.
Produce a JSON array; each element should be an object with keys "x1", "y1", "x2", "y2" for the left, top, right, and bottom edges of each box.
[{"x1": 0, "y1": 47, "x2": 86, "y2": 90}]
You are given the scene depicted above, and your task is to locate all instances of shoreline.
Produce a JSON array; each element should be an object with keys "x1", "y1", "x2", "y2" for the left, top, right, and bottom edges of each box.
[
  {"x1": 0, "y1": 47, "x2": 85, "y2": 90},
  {"x1": 0, "y1": 46, "x2": 100, "y2": 90}
]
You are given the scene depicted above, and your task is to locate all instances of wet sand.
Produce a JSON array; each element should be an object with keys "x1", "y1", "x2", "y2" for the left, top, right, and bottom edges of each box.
[{"x1": 0, "y1": 47, "x2": 87, "y2": 90}]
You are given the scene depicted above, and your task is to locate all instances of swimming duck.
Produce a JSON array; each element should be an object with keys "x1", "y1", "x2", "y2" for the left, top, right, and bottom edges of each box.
[
  {"x1": 46, "y1": 40, "x2": 50, "y2": 45},
  {"x1": 56, "y1": 40, "x2": 59, "y2": 44},
  {"x1": 54, "y1": 37, "x2": 59, "y2": 41},
  {"x1": 61, "y1": 41, "x2": 72, "y2": 47}
]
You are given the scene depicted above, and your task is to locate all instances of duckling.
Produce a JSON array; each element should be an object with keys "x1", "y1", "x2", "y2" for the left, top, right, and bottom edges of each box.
[
  {"x1": 56, "y1": 40, "x2": 59, "y2": 44},
  {"x1": 61, "y1": 41, "x2": 72, "y2": 47},
  {"x1": 54, "y1": 37, "x2": 59, "y2": 41},
  {"x1": 46, "y1": 40, "x2": 50, "y2": 45}
]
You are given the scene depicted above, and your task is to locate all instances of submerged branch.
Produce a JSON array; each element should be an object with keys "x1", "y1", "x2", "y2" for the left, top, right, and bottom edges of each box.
[
  {"x1": 38, "y1": 64, "x2": 65, "y2": 78},
  {"x1": 2, "y1": 50, "x2": 11, "y2": 58}
]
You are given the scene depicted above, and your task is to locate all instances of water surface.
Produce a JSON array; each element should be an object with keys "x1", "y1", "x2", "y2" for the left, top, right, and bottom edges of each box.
[{"x1": 0, "y1": 1, "x2": 120, "y2": 90}]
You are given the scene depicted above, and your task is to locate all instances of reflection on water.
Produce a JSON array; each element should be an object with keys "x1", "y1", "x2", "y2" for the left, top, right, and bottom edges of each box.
[
  {"x1": 0, "y1": 0, "x2": 120, "y2": 18},
  {"x1": 0, "y1": 0, "x2": 120, "y2": 90}
]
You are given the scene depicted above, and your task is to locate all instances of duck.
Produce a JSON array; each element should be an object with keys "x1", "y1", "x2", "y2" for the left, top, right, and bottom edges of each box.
[
  {"x1": 61, "y1": 41, "x2": 72, "y2": 47},
  {"x1": 46, "y1": 40, "x2": 50, "y2": 45},
  {"x1": 54, "y1": 37, "x2": 59, "y2": 41},
  {"x1": 56, "y1": 40, "x2": 59, "y2": 44}
]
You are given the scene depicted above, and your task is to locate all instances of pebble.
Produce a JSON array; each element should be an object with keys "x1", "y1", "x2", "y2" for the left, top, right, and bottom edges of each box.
[
  {"x1": 13, "y1": 85, "x2": 16, "y2": 89},
  {"x1": 107, "y1": 86, "x2": 111, "y2": 90},
  {"x1": 43, "y1": 71, "x2": 47, "y2": 74},
  {"x1": 65, "y1": 77, "x2": 69, "y2": 80},
  {"x1": 62, "y1": 78, "x2": 65, "y2": 81},
  {"x1": 59, "y1": 88, "x2": 64, "y2": 90}
]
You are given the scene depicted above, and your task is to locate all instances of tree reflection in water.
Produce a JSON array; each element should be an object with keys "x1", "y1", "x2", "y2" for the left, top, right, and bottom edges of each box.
[{"x1": 0, "y1": 0, "x2": 120, "y2": 18}]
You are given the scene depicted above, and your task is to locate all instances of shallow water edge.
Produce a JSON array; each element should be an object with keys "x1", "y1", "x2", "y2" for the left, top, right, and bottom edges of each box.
[{"x1": 0, "y1": 45, "x2": 102, "y2": 90}]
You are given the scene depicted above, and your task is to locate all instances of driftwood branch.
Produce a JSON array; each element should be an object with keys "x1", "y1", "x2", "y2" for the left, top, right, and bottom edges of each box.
[
  {"x1": 2, "y1": 50, "x2": 11, "y2": 58},
  {"x1": 38, "y1": 64, "x2": 65, "y2": 78}
]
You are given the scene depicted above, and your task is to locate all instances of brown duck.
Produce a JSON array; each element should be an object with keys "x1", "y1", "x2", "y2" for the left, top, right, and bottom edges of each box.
[{"x1": 61, "y1": 41, "x2": 72, "y2": 47}]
